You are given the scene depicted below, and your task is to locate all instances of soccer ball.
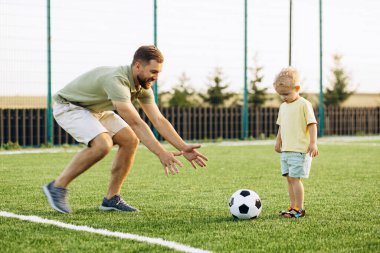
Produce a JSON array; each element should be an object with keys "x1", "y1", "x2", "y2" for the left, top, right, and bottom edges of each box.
[{"x1": 228, "y1": 189, "x2": 262, "y2": 220}]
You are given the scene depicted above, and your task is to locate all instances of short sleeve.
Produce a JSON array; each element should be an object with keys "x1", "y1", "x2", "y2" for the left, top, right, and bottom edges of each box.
[
  {"x1": 304, "y1": 101, "x2": 317, "y2": 125},
  {"x1": 104, "y1": 77, "x2": 132, "y2": 103},
  {"x1": 276, "y1": 105, "x2": 282, "y2": 126}
]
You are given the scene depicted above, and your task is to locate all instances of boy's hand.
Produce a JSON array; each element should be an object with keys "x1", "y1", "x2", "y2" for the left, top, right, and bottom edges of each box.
[
  {"x1": 275, "y1": 140, "x2": 282, "y2": 153},
  {"x1": 307, "y1": 143, "x2": 319, "y2": 157}
]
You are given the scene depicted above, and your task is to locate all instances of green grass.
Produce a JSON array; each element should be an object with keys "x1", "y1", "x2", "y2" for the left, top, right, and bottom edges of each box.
[{"x1": 1, "y1": 140, "x2": 379, "y2": 252}]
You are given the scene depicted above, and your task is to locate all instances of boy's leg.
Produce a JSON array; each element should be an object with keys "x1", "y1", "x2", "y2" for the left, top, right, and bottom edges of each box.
[
  {"x1": 288, "y1": 176, "x2": 304, "y2": 209},
  {"x1": 287, "y1": 176, "x2": 296, "y2": 208},
  {"x1": 280, "y1": 153, "x2": 306, "y2": 217},
  {"x1": 280, "y1": 153, "x2": 296, "y2": 214},
  {"x1": 281, "y1": 177, "x2": 305, "y2": 218},
  {"x1": 287, "y1": 152, "x2": 305, "y2": 210}
]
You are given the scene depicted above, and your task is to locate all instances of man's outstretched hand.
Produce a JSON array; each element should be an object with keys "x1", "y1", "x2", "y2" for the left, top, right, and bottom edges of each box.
[
  {"x1": 158, "y1": 151, "x2": 183, "y2": 176},
  {"x1": 182, "y1": 144, "x2": 209, "y2": 169}
]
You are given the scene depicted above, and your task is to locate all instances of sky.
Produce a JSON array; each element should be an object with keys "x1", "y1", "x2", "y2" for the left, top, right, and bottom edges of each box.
[{"x1": 1, "y1": 0, "x2": 380, "y2": 96}]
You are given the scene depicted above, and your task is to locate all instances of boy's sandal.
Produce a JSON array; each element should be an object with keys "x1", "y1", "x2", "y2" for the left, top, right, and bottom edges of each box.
[
  {"x1": 279, "y1": 207, "x2": 293, "y2": 216},
  {"x1": 282, "y1": 208, "x2": 305, "y2": 218}
]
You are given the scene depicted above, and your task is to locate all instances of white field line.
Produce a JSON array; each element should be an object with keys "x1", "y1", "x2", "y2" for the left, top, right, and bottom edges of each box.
[{"x1": 0, "y1": 211, "x2": 212, "y2": 253}]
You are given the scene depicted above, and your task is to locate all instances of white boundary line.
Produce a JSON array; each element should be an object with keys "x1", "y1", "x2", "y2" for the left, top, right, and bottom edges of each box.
[{"x1": 0, "y1": 211, "x2": 212, "y2": 253}]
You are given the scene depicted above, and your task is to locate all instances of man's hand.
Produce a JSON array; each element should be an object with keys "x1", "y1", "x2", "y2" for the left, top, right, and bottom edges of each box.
[
  {"x1": 182, "y1": 144, "x2": 208, "y2": 169},
  {"x1": 158, "y1": 151, "x2": 183, "y2": 176}
]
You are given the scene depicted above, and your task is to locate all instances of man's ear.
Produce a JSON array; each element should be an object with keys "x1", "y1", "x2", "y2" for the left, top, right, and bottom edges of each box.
[
  {"x1": 295, "y1": 85, "x2": 301, "y2": 91},
  {"x1": 135, "y1": 61, "x2": 141, "y2": 70}
]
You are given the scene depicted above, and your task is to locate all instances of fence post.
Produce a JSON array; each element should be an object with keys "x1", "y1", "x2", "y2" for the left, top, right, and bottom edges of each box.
[
  {"x1": 0, "y1": 110, "x2": 3, "y2": 146},
  {"x1": 47, "y1": 0, "x2": 53, "y2": 145},
  {"x1": 318, "y1": 0, "x2": 325, "y2": 137}
]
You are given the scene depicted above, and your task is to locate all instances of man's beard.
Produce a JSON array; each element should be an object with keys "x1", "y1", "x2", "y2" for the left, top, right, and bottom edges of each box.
[{"x1": 137, "y1": 75, "x2": 153, "y2": 89}]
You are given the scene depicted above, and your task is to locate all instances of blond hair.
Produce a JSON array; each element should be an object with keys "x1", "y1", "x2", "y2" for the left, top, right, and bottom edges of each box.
[{"x1": 273, "y1": 67, "x2": 300, "y2": 94}]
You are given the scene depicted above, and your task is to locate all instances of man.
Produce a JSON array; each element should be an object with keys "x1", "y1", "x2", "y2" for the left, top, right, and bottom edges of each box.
[{"x1": 43, "y1": 45, "x2": 208, "y2": 214}]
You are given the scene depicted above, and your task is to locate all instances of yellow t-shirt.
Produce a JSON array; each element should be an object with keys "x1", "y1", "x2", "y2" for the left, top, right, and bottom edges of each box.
[
  {"x1": 53, "y1": 65, "x2": 154, "y2": 113},
  {"x1": 276, "y1": 97, "x2": 317, "y2": 153}
]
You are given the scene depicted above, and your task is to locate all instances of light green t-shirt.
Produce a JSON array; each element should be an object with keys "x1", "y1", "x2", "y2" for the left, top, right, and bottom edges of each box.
[
  {"x1": 276, "y1": 97, "x2": 317, "y2": 153},
  {"x1": 53, "y1": 65, "x2": 154, "y2": 112}
]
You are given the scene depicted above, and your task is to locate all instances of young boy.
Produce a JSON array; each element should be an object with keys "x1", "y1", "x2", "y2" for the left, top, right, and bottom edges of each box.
[{"x1": 274, "y1": 67, "x2": 319, "y2": 218}]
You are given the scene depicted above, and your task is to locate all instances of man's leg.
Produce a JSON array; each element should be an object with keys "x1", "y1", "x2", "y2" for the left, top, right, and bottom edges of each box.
[
  {"x1": 54, "y1": 133, "x2": 114, "y2": 188},
  {"x1": 43, "y1": 133, "x2": 113, "y2": 213},
  {"x1": 106, "y1": 126, "x2": 139, "y2": 199},
  {"x1": 98, "y1": 126, "x2": 139, "y2": 212}
]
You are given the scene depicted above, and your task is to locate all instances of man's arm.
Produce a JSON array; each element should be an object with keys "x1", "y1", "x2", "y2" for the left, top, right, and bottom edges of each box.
[
  {"x1": 113, "y1": 101, "x2": 182, "y2": 176},
  {"x1": 140, "y1": 102, "x2": 208, "y2": 168},
  {"x1": 140, "y1": 103, "x2": 186, "y2": 150}
]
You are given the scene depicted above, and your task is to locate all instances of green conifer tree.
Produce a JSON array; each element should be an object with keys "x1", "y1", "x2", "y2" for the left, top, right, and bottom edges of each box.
[
  {"x1": 324, "y1": 54, "x2": 354, "y2": 107},
  {"x1": 200, "y1": 67, "x2": 233, "y2": 107},
  {"x1": 248, "y1": 59, "x2": 269, "y2": 107},
  {"x1": 169, "y1": 72, "x2": 194, "y2": 108}
]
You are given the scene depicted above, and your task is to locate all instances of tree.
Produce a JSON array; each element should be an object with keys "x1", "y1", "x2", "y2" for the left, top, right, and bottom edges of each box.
[
  {"x1": 168, "y1": 72, "x2": 195, "y2": 108},
  {"x1": 200, "y1": 67, "x2": 233, "y2": 107},
  {"x1": 248, "y1": 58, "x2": 269, "y2": 106},
  {"x1": 158, "y1": 91, "x2": 170, "y2": 107},
  {"x1": 324, "y1": 54, "x2": 354, "y2": 107}
]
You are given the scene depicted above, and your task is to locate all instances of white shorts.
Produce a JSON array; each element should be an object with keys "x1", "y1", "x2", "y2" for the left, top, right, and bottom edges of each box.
[{"x1": 53, "y1": 102, "x2": 128, "y2": 145}]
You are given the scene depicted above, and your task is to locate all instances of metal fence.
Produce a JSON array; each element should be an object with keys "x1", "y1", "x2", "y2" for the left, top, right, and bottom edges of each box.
[
  {"x1": 3, "y1": 1, "x2": 380, "y2": 144},
  {"x1": 1, "y1": 106, "x2": 379, "y2": 147},
  {"x1": 324, "y1": 107, "x2": 380, "y2": 136}
]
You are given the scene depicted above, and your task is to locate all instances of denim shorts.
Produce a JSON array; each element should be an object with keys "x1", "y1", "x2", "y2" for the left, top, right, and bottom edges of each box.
[{"x1": 280, "y1": 152, "x2": 308, "y2": 178}]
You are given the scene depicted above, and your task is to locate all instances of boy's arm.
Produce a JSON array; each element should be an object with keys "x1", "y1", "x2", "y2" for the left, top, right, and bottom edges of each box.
[
  {"x1": 308, "y1": 123, "x2": 319, "y2": 157},
  {"x1": 275, "y1": 126, "x2": 282, "y2": 153}
]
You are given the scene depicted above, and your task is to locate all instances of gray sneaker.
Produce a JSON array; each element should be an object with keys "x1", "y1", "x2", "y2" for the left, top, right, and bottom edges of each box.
[
  {"x1": 99, "y1": 195, "x2": 139, "y2": 212},
  {"x1": 43, "y1": 180, "x2": 72, "y2": 213}
]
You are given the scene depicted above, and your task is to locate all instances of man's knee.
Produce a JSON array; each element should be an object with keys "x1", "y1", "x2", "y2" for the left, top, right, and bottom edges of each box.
[
  {"x1": 114, "y1": 128, "x2": 139, "y2": 149},
  {"x1": 90, "y1": 133, "x2": 113, "y2": 157},
  {"x1": 128, "y1": 133, "x2": 139, "y2": 149}
]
